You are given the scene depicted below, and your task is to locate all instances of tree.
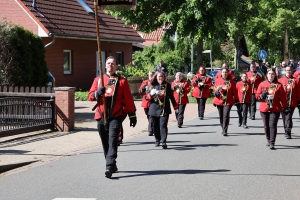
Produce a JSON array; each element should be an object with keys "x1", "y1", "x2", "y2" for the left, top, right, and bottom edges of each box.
[
  {"x1": 0, "y1": 20, "x2": 49, "y2": 86},
  {"x1": 107, "y1": 0, "x2": 254, "y2": 67}
]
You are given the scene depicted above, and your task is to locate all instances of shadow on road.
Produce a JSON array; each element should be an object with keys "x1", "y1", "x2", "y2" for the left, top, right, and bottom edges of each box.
[{"x1": 113, "y1": 169, "x2": 231, "y2": 179}]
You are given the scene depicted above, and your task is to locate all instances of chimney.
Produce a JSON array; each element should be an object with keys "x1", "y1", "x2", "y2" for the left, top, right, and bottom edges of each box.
[{"x1": 32, "y1": 0, "x2": 37, "y2": 9}]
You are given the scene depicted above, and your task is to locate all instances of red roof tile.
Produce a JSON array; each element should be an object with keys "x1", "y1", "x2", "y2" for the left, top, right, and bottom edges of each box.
[{"x1": 20, "y1": 0, "x2": 144, "y2": 42}]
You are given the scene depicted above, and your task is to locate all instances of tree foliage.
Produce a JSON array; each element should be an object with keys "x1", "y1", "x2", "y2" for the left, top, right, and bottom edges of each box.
[{"x1": 0, "y1": 20, "x2": 49, "y2": 86}]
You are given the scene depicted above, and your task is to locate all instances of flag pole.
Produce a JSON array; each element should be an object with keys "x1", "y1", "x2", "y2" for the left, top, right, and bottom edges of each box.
[{"x1": 94, "y1": 0, "x2": 108, "y2": 129}]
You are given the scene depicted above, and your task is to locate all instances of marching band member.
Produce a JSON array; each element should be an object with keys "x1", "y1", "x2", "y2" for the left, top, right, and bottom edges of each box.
[
  {"x1": 88, "y1": 56, "x2": 137, "y2": 178},
  {"x1": 191, "y1": 66, "x2": 212, "y2": 120},
  {"x1": 236, "y1": 73, "x2": 252, "y2": 129},
  {"x1": 246, "y1": 63, "x2": 262, "y2": 120},
  {"x1": 278, "y1": 66, "x2": 300, "y2": 139},
  {"x1": 256, "y1": 68, "x2": 288, "y2": 150},
  {"x1": 147, "y1": 71, "x2": 178, "y2": 149},
  {"x1": 214, "y1": 63, "x2": 236, "y2": 81},
  {"x1": 171, "y1": 72, "x2": 190, "y2": 128},
  {"x1": 212, "y1": 68, "x2": 238, "y2": 136},
  {"x1": 138, "y1": 70, "x2": 155, "y2": 136}
]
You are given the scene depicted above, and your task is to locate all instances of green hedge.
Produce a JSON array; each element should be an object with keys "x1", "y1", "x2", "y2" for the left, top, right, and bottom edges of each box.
[{"x1": 0, "y1": 20, "x2": 49, "y2": 86}]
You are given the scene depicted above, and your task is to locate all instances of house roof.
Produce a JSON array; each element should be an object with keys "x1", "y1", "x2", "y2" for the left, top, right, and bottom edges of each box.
[{"x1": 20, "y1": 0, "x2": 144, "y2": 43}]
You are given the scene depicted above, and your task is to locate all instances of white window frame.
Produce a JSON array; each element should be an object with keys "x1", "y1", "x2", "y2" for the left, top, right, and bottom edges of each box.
[
  {"x1": 96, "y1": 51, "x2": 106, "y2": 76},
  {"x1": 63, "y1": 50, "x2": 72, "y2": 74}
]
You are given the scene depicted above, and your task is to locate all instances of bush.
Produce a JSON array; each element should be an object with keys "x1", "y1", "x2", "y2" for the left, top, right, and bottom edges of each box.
[
  {"x1": 0, "y1": 20, "x2": 50, "y2": 86},
  {"x1": 75, "y1": 90, "x2": 89, "y2": 101}
]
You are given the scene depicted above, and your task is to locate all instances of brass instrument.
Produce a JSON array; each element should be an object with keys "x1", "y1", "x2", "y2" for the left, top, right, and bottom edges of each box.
[
  {"x1": 265, "y1": 83, "x2": 277, "y2": 109},
  {"x1": 199, "y1": 76, "x2": 206, "y2": 98},
  {"x1": 241, "y1": 83, "x2": 248, "y2": 103},
  {"x1": 250, "y1": 73, "x2": 256, "y2": 94},
  {"x1": 285, "y1": 79, "x2": 294, "y2": 107},
  {"x1": 174, "y1": 82, "x2": 184, "y2": 104},
  {"x1": 215, "y1": 80, "x2": 230, "y2": 106}
]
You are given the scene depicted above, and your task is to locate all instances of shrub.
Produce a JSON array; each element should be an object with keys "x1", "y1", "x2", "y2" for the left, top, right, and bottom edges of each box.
[{"x1": 0, "y1": 20, "x2": 50, "y2": 86}]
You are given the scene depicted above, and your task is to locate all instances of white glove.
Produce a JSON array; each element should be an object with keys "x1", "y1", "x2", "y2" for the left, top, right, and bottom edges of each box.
[
  {"x1": 199, "y1": 82, "x2": 203, "y2": 86},
  {"x1": 145, "y1": 86, "x2": 149, "y2": 91},
  {"x1": 150, "y1": 89, "x2": 157, "y2": 96}
]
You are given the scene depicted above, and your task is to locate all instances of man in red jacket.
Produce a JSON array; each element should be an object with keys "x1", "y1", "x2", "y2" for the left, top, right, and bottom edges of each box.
[
  {"x1": 88, "y1": 56, "x2": 137, "y2": 178},
  {"x1": 246, "y1": 63, "x2": 262, "y2": 120},
  {"x1": 236, "y1": 73, "x2": 252, "y2": 128},
  {"x1": 278, "y1": 66, "x2": 300, "y2": 139}
]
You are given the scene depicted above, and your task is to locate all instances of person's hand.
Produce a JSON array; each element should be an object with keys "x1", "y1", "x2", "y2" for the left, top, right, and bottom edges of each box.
[
  {"x1": 215, "y1": 91, "x2": 221, "y2": 97},
  {"x1": 173, "y1": 85, "x2": 180, "y2": 89},
  {"x1": 150, "y1": 89, "x2": 157, "y2": 96},
  {"x1": 129, "y1": 116, "x2": 137, "y2": 127},
  {"x1": 195, "y1": 78, "x2": 200, "y2": 83},
  {"x1": 235, "y1": 100, "x2": 239, "y2": 105},
  {"x1": 141, "y1": 85, "x2": 147, "y2": 92},
  {"x1": 260, "y1": 91, "x2": 269, "y2": 100},
  {"x1": 282, "y1": 107, "x2": 290, "y2": 114},
  {"x1": 95, "y1": 87, "x2": 106, "y2": 99},
  {"x1": 216, "y1": 85, "x2": 223, "y2": 90}
]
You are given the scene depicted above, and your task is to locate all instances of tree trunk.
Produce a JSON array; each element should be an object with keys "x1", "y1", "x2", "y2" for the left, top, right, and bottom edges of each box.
[{"x1": 196, "y1": 38, "x2": 203, "y2": 69}]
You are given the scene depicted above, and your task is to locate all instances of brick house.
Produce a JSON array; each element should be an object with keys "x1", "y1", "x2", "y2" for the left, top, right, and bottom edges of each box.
[{"x1": 0, "y1": 0, "x2": 144, "y2": 90}]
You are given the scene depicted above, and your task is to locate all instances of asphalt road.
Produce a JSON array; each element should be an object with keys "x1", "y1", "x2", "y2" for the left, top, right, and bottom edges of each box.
[{"x1": 1, "y1": 106, "x2": 300, "y2": 200}]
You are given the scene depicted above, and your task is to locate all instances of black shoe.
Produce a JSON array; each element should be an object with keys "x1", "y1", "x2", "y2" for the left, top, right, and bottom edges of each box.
[
  {"x1": 238, "y1": 123, "x2": 241, "y2": 127},
  {"x1": 148, "y1": 132, "x2": 153, "y2": 136},
  {"x1": 222, "y1": 131, "x2": 228, "y2": 136},
  {"x1": 111, "y1": 165, "x2": 118, "y2": 173},
  {"x1": 243, "y1": 124, "x2": 249, "y2": 129},
  {"x1": 105, "y1": 169, "x2": 112, "y2": 178},
  {"x1": 266, "y1": 142, "x2": 270, "y2": 146},
  {"x1": 251, "y1": 117, "x2": 255, "y2": 120},
  {"x1": 286, "y1": 135, "x2": 292, "y2": 139},
  {"x1": 155, "y1": 141, "x2": 160, "y2": 147},
  {"x1": 178, "y1": 124, "x2": 182, "y2": 128},
  {"x1": 162, "y1": 143, "x2": 167, "y2": 149},
  {"x1": 269, "y1": 144, "x2": 275, "y2": 150},
  {"x1": 199, "y1": 117, "x2": 204, "y2": 120}
]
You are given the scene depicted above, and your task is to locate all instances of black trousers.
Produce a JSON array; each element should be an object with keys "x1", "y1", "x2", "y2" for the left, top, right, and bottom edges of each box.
[
  {"x1": 144, "y1": 108, "x2": 153, "y2": 133},
  {"x1": 217, "y1": 105, "x2": 232, "y2": 133},
  {"x1": 281, "y1": 107, "x2": 295, "y2": 134},
  {"x1": 97, "y1": 116, "x2": 122, "y2": 170},
  {"x1": 249, "y1": 94, "x2": 256, "y2": 118},
  {"x1": 152, "y1": 115, "x2": 169, "y2": 143},
  {"x1": 260, "y1": 112, "x2": 280, "y2": 145},
  {"x1": 196, "y1": 98, "x2": 207, "y2": 118},
  {"x1": 237, "y1": 103, "x2": 249, "y2": 125},
  {"x1": 175, "y1": 104, "x2": 186, "y2": 125}
]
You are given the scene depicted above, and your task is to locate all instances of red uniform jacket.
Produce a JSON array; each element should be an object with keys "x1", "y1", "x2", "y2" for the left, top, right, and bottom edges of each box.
[
  {"x1": 215, "y1": 70, "x2": 236, "y2": 81},
  {"x1": 191, "y1": 74, "x2": 212, "y2": 98},
  {"x1": 278, "y1": 76, "x2": 300, "y2": 108},
  {"x1": 246, "y1": 71, "x2": 262, "y2": 94},
  {"x1": 256, "y1": 80, "x2": 288, "y2": 112},
  {"x1": 138, "y1": 79, "x2": 151, "y2": 108},
  {"x1": 88, "y1": 74, "x2": 136, "y2": 120},
  {"x1": 212, "y1": 78, "x2": 238, "y2": 106},
  {"x1": 236, "y1": 80, "x2": 252, "y2": 103},
  {"x1": 171, "y1": 80, "x2": 190, "y2": 104},
  {"x1": 293, "y1": 70, "x2": 300, "y2": 81}
]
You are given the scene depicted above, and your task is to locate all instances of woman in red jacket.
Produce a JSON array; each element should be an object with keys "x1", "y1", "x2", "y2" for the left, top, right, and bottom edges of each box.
[
  {"x1": 256, "y1": 68, "x2": 288, "y2": 149},
  {"x1": 191, "y1": 66, "x2": 212, "y2": 120},
  {"x1": 278, "y1": 66, "x2": 300, "y2": 139},
  {"x1": 236, "y1": 73, "x2": 252, "y2": 129},
  {"x1": 138, "y1": 70, "x2": 155, "y2": 136},
  {"x1": 212, "y1": 68, "x2": 238, "y2": 136},
  {"x1": 171, "y1": 72, "x2": 190, "y2": 127}
]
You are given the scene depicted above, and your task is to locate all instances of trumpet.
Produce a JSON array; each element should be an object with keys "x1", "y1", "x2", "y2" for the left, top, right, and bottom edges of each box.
[
  {"x1": 265, "y1": 84, "x2": 277, "y2": 109},
  {"x1": 198, "y1": 76, "x2": 206, "y2": 98},
  {"x1": 241, "y1": 83, "x2": 248, "y2": 103}
]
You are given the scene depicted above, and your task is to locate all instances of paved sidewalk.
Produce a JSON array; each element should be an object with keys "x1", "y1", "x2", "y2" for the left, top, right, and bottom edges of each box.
[{"x1": 0, "y1": 100, "x2": 215, "y2": 176}]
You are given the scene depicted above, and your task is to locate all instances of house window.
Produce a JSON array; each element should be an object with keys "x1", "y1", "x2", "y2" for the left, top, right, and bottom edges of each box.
[
  {"x1": 116, "y1": 52, "x2": 123, "y2": 66},
  {"x1": 63, "y1": 50, "x2": 72, "y2": 74}
]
